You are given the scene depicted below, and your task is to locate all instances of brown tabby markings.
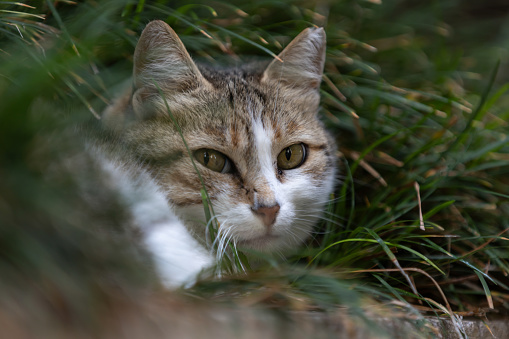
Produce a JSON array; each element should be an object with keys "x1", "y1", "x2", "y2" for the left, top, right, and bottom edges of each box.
[{"x1": 102, "y1": 20, "x2": 337, "y2": 254}]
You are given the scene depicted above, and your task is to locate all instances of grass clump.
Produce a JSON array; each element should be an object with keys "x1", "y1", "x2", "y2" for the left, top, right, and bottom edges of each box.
[{"x1": 1, "y1": 0, "x2": 508, "y2": 337}]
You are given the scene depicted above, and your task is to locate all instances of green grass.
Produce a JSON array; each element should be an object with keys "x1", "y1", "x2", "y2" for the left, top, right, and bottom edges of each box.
[{"x1": 1, "y1": 0, "x2": 508, "y2": 337}]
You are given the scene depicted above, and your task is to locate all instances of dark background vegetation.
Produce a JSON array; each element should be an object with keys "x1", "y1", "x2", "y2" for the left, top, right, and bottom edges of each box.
[{"x1": 1, "y1": 0, "x2": 508, "y2": 337}]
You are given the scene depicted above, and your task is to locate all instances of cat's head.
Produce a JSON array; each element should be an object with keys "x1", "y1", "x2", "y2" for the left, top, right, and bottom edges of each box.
[{"x1": 103, "y1": 20, "x2": 336, "y2": 254}]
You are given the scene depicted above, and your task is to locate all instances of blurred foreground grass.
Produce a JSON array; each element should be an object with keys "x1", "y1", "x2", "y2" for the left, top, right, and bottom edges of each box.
[{"x1": 1, "y1": 0, "x2": 508, "y2": 338}]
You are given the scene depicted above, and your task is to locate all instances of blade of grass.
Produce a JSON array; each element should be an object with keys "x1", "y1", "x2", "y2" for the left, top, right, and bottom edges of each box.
[
  {"x1": 444, "y1": 60, "x2": 500, "y2": 154},
  {"x1": 373, "y1": 274, "x2": 408, "y2": 304},
  {"x1": 365, "y1": 228, "x2": 420, "y2": 299},
  {"x1": 355, "y1": 267, "x2": 452, "y2": 313},
  {"x1": 198, "y1": 20, "x2": 283, "y2": 61},
  {"x1": 44, "y1": 0, "x2": 79, "y2": 56},
  {"x1": 459, "y1": 260, "x2": 499, "y2": 286},
  {"x1": 0, "y1": 9, "x2": 45, "y2": 19},
  {"x1": 309, "y1": 237, "x2": 444, "y2": 276},
  {"x1": 422, "y1": 200, "x2": 456, "y2": 219},
  {"x1": 474, "y1": 270, "x2": 494, "y2": 309}
]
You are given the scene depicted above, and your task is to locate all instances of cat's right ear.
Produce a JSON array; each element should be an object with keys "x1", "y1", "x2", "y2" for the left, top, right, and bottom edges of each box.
[{"x1": 131, "y1": 20, "x2": 209, "y2": 116}]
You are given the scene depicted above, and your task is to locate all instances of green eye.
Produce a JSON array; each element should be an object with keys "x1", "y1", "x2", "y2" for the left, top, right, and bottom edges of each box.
[
  {"x1": 277, "y1": 143, "x2": 306, "y2": 170},
  {"x1": 194, "y1": 149, "x2": 232, "y2": 173}
]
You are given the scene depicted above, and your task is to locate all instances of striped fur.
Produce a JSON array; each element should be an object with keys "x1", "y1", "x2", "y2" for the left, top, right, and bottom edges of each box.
[{"x1": 101, "y1": 21, "x2": 337, "y2": 286}]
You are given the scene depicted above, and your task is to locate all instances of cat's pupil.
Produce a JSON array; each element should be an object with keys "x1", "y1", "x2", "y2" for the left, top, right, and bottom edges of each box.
[
  {"x1": 285, "y1": 148, "x2": 292, "y2": 161},
  {"x1": 203, "y1": 151, "x2": 210, "y2": 166}
]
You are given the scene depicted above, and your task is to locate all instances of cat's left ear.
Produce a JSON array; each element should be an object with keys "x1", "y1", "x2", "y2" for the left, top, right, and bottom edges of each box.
[{"x1": 261, "y1": 27, "x2": 326, "y2": 90}]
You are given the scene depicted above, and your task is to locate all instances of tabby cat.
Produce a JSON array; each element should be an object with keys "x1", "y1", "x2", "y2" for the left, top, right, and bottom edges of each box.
[{"x1": 98, "y1": 20, "x2": 336, "y2": 287}]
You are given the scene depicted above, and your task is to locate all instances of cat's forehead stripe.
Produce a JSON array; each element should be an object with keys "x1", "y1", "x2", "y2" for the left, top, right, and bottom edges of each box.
[{"x1": 251, "y1": 117, "x2": 279, "y2": 207}]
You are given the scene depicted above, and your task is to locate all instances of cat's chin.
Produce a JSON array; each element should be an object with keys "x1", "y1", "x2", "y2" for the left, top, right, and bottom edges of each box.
[{"x1": 236, "y1": 234, "x2": 290, "y2": 253}]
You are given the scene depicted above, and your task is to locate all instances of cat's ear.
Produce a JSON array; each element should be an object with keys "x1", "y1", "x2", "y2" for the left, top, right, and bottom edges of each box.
[
  {"x1": 132, "y1": 20, "x2": 209, "y2": 109},
  {"x1": 261, "y1": 27, "x2": 326, "y2": 90}
]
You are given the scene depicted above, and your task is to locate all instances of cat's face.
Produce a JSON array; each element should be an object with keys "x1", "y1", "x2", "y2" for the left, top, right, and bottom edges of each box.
[{"x1": 103, "y1": 21, "x2": 336, "y2": 254}]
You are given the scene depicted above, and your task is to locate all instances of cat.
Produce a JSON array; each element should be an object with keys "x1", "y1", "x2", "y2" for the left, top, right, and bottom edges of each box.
[{"x1": 96, "y1": 20, "x2": 337, "y2": 287}]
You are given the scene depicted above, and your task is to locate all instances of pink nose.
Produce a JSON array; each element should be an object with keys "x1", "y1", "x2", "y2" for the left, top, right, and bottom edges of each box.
[{"x1": 252, "y1": 204, "x2": 280, "y2": 227}]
